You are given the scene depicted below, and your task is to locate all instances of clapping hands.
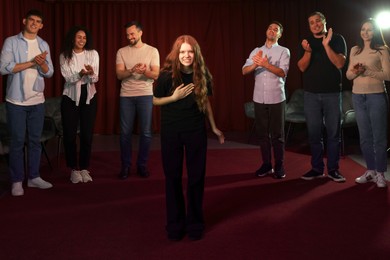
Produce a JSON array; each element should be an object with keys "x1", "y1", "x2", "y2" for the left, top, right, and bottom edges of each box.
[
  {"x1": 34, "y1": 51, "x2": 47, "y2": 66},
  {"x1": 131, "y1": 63, "x2": 147, "y2": 74},
  {"x1": 352, "y1": 63, "x2": 365, "y2": 76},
  {"x1": 301, "y1": 40, "x2": 312, "y2": 53},
  {"x1": 252, "y1": 50, "x2": 269, "y2": 68},
  {"x1": 322, "y1": 28, "x2": 333, "y2": 46},
  {"x1": 80, "y1": 64, "x2": 94, "y2": 76}
]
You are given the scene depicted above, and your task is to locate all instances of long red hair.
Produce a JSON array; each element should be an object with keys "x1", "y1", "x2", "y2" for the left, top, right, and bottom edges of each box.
[{"x1": 162, "y1": 35, "x2": 212, "y2": 112}]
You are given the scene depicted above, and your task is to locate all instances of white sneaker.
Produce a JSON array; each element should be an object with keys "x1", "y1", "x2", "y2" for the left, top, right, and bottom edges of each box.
[
  {"x1": 80, "y1": 170, "x2": 93, "y2": 183},
  {"x1": 376, "y1": 172, "x2": 387, "y2": 188},
  {"x1": 12, "y1": 182, "x2": 24, "y2": 196},
  {"x1": 27, "y1": 177, "x2": 53, "y2": 189},
  {"x1": 355, "y1": 170, "x2": 376, "y2": 184},
  {"x1": 70, "y1": 170, "x2": 83, "y2": 184}
]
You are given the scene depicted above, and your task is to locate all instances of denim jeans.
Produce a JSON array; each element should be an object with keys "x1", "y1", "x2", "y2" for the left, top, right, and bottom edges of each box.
[
  {"x1": 119, "y1": 95, "x2": 153, "y2": 170},
  {"x1": 6, "y1": 102, "x2": 44, "y2": 182},
  {"x1": 304, "y1": 91, "x2": 341, "y2": 172},
  {"x1": 352, "y1": 93, "x2": 388, "y2": 172}
]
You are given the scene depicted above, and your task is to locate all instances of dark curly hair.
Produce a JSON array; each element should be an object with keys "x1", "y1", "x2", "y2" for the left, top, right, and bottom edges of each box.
[{"x1": 60, "y1": 25, "x2": 94, "y2": 60}]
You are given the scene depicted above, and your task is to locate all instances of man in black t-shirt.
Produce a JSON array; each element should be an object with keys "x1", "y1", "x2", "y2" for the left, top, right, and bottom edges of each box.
[{"x1": 297, "y1": 11, "x2": 347, "y2": 182}]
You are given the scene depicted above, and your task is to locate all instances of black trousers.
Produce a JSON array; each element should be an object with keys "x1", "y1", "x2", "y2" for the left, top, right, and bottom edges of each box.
[
  {"x1": 254, "y1": 101, "x2": 285, "y2": 167},
  {"x1": 61, "y1": 86, "x2": 97, "y2": 169},
  {"x1": 161, "y1": 127, "x2": 207, "y2": 235}
]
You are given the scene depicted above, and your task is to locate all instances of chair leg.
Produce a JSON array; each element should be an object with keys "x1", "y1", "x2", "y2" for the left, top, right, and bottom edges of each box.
[
  {"x1": 41, "y1": 142, "x2": 53, "y2": 170},
  {"x1": 248, "y1": 120, "x2": 256, "y2": 143},
  {"x1": 285, "y1": 122, "x2": 293, "y2": 145},
  {"x1": 340, "y1": 128, "x2": 345, "y2": 157},
  {"x1": 57, "y1": 136, "x2": 62, "y2": 167},
  {"x1": 24, "y1": 145, "x2": 28, "y2": 180}
]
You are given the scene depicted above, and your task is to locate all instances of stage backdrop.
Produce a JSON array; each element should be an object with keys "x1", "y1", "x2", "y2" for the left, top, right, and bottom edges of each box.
[{"x1": 1, "y1": 0, "x2": 389, "y2": 134}]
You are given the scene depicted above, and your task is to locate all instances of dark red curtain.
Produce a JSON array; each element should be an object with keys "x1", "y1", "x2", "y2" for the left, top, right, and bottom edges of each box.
[{"x1": 1, "y1": 0, "x2": 389, "y2": 134}]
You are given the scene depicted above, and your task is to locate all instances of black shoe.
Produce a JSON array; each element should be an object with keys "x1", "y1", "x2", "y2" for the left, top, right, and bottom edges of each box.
[
  {"x1": 118, "y1": 167, "x2": 129, "y2": 180},
  {"x1": 301, "y1": 169, "x2": 324, "y2": 180},
  {"x1": 137, "y1": 168, "x2": 150, "y2": 178},
  {"x1": 255, "y1": 163, "x2": 273, "y2": 177},
  {"x1": 273, "y1": 166, "x2": 286, "y2": 179},
  {"x1": 188, "y1": 230, "x2": 203, "y2": 241},
  {"x1": 328, "y1": 170, "x2": 346, "y2": 182}
]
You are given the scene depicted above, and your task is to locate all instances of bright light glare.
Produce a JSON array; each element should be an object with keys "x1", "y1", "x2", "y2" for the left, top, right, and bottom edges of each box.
[{"x1": 376, "y1": 11, "x2": 390, "y2": 29}]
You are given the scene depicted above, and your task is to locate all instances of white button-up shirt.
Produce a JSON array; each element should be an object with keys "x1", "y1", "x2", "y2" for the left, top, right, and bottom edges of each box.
[{"x1": 243, "y1": 42, "x2": 290, "y2": 104}]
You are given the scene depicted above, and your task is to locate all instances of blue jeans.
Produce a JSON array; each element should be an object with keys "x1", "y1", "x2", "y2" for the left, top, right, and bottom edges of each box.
[
  {"x1": 119, "y1": 95, "x2": 153, "y2": 170},
  {"x1": 304, "y1": 91, "x2": 341, "y2": 172},
  {"x1": 352, "y1": 93, "x2": 388, "y2": 172},
  {"x1": 6, "y1": 102, "x2": 44, "y2": 182}
]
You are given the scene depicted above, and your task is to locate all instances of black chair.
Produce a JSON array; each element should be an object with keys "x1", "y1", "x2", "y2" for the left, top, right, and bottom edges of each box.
[
  {"x1": 244, "y1": 101, "x2": 256, "y2": 142},
  {"x1": 285, "y1": 89, "x2": 306, "y2": 144},
  {"x1": 0, "y1": 102, "x2": 55, "y2": 170},
  {"x1": 0, "y1": 103, "x2": 10, "y2": 159},
  {"x1": 44, "y1": 96, "x2": 63, "y2": 166},
  {"x1": 341, "y1": 90, "x2": 357, "y2": 156}
]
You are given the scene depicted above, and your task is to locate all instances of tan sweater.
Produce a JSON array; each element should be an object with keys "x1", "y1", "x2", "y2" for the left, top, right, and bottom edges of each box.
[{"x1": 346, "y1": 46, "x2": 390, "y2": 94}]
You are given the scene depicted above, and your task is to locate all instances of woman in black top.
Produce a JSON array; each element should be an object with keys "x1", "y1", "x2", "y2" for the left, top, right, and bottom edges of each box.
[{"x1": 153, "y1": 35, "x2": 224, "y2": 241}]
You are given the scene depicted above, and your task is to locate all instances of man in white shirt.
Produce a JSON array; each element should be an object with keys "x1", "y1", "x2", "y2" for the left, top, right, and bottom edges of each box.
[
  {"x1": 242, "y1": 21, "x2": 290, "y2": 179},
  {"x1": 0, "y1": 9, "x2": 54, "y2": 196}
]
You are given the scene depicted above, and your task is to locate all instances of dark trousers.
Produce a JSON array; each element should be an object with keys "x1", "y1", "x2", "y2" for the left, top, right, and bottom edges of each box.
[
  {"x1": 161, "y1": 127, "x2": 207, "y2": 235},
  {"x1": 61, "y1": 86, "x2": 97, "y2": 169},
  {"x1": 254, "y1": 101, "x2": 285, "y2": 167}
]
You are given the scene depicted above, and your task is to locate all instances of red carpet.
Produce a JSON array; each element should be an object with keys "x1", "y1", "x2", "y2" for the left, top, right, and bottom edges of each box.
[{"x1": 0, "y1": 149, "x2": 389, "y2": 260}]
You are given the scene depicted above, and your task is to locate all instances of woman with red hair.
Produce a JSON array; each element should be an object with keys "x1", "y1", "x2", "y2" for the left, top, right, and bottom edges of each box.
[{"x1": 154, "y1": 35, "x2": 224, "y2": 241}]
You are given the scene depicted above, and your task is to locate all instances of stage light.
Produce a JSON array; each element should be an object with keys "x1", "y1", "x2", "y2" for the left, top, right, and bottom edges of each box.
[{"x1": 375, "y1": 11, "x2": 390, "y2": 29}]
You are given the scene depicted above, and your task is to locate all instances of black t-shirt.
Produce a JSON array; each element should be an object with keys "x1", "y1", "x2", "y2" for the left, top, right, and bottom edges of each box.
[
  {"x1": 154, "y1": 71, "x2": 212, "y2": 133},
  {"x1": 299, "y1": 33, "x2": 347, "y2": 93}
]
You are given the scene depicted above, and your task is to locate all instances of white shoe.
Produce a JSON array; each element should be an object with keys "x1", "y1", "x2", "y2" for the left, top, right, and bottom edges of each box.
[
  {"x1": 355, "y1": 170, "x2": 376, "y2": 184},
  {"x1": 12, "y1": 182, "x2": 24, "y2": 196},
  {"x1": 376, "y1": 172, "x2": 387, "y2": 188},
  {"x1": 80, "y1": 170, "x2": 93, "y2": 183},
  {"x1": 27, "y1": 177, "x2": 53, "y2": 189},
  {"x1": 70, "y1": 170, "x2": 83, "y2": 184}
]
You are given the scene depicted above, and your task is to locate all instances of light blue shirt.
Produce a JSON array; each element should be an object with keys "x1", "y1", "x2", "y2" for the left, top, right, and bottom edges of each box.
[
  {"x1": 0, "y1": 32, "x2": 54, "y2": 102},
  {"x1": 243, "y1": 42, "x2": 290, "y2": 104}
]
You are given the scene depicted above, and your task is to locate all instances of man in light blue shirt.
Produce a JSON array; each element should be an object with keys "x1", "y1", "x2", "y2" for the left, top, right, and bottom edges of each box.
[
  {"x1": 0, "y1": 9, "x2": 54, "y2": 196},
  {"x1": 242, "y1": 21, "x2": 290, "y2": 179}
]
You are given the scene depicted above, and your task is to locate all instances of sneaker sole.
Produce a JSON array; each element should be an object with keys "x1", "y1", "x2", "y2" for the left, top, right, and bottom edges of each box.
[
  {"x1": 256, "y1": 170, "x2": 274, "y2": 177},
  {"x1": 273, "y1": 174, "x2": 286, "y2": 179},
  {"x1": 376, "y1": 180, "x2": 388, "y2": 188},
  {"x1": 355, "y1": 176, "x2": 376, "y2": 184},
  {"x1": 12, "y1": 190, "x2": 24, "y2": 196},
  {"x1": 301, "y1": 175, "x2": 325, "y2": 180},
  {"x1": 27, "y1": 183, "x2": 53, "y2": 189},
  {"x1": 328, "y1": 176, "x2": 346, "y2": 182},
  {"x1": 355, "y1": 179, "x2": 375, "y2": 184}
]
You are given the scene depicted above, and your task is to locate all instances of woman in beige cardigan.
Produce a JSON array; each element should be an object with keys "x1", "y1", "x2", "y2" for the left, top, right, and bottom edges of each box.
[{"x1": 346, "y1": 18, "x2": 390, "y2": 188}]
